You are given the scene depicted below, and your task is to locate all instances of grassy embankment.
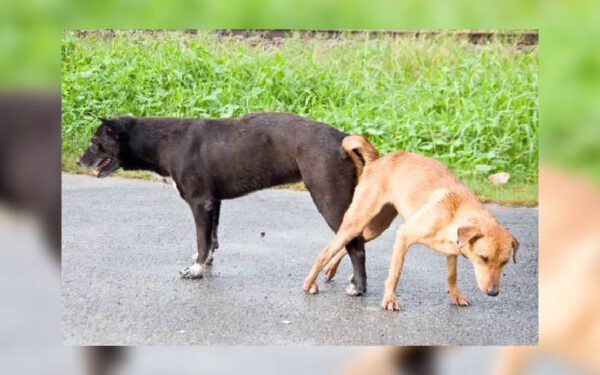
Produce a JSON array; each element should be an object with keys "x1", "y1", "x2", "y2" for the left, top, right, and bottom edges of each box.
[{"x1": 62, "y1": 31, "x2": 538, "y2": 205}]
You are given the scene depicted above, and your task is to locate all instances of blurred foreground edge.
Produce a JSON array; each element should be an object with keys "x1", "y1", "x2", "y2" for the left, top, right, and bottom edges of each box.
[{"x1": 0, "y1": 92, "x2": 124, "y2": 375}]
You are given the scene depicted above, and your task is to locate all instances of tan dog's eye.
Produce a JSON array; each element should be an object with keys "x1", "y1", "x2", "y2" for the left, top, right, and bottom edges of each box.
[{"x1": 480, "y1": 255, "x2": 489, "y2": 264}]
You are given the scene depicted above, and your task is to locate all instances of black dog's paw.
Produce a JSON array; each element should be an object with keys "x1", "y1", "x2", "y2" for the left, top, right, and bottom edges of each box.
[
  {"x1": 179, "y1": 263, "x2": 204, "y2": 279},
  {"x1": 345, "y1": 281, "x2": 366, "y2": 296},
  {"x1": 189, "y1": 252, "x2": 214, "y2": 267},
  {"x1": 345, "y1": 283, "x2": 359, "y2": 296},
  {"x1": 204, "y1": 249, "x2": 216, "y2": 266},
  {"x1": 345, "y1": 275, "x2": 366, "y2": 296}
]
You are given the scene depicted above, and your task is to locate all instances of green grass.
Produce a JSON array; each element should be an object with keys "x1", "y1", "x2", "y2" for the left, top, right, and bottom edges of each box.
[
  {"x1": 61, "y1": 30, "x2": 538, "y2": 204},
  {"x1": 273, "y1": 177, "x2": 537, "y2": 206},
  {"x1": 62, "y1": 158, "x2": 537, "y2": 205},
  {"x1": 462, "y1": 177, "x2": 537, "y2": 206}
]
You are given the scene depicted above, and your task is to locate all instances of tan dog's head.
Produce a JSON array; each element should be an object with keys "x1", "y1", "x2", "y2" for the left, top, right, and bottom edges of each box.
[{"x1": 457, "y1": 221, "x2": 519, "y2": 296}]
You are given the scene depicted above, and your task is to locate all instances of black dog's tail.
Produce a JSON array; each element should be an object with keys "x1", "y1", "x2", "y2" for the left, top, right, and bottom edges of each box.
[{"x1": 341, "y1": 135, "x2": 380, "y2": 179}]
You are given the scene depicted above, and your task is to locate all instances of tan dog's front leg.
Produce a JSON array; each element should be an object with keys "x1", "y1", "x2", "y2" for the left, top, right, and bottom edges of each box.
[
  {"x1": 446, "y1": 255, "x2": 470, "y2": 306},
  {"x1": 382, "y1": 226, "x2": 410, "y2": 311}
]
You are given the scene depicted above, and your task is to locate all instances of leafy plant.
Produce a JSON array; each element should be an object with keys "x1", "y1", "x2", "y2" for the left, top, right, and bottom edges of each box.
[{"x1": 62, "y1": 31, "x2": 538, "y2": 185}]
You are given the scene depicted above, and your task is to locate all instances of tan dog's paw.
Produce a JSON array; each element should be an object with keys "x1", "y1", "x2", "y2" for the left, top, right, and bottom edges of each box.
[
  {"x1": 381, "y1": 296, "x2": 401, "y2": 311},
  {"x1": 449, "y1": 292, "x2": 470, "y2": 306},
  {"x1": 303, "y1": 280, "x2": 319, "y2": 294}
]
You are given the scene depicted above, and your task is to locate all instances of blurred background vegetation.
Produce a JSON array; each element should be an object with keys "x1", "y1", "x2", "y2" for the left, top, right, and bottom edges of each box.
[
  {"x1": 3, "y1": 4, "x2": 600, "y2": 374},
  {"x1": 61, "y1": 30, "x2": 537, "y2": 204}
]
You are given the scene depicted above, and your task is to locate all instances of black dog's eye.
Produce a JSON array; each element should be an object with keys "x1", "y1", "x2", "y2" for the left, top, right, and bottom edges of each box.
[
  {"x1": 480, "y1": 255, "x2": 489, "y2": 264},
  {"x1": 97, "y1": 144, "x2": 104, "y2": 152}
]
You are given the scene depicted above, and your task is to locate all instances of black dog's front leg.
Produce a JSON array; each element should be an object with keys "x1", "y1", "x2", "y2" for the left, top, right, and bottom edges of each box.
[{"x1": 180, "y1": 199, "x2": 215, "y2": 279}]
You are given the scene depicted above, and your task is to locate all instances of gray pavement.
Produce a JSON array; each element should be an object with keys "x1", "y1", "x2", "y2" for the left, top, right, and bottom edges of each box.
[{"x1": 61, "y1": 173, "x2": 538, "y2": 345}]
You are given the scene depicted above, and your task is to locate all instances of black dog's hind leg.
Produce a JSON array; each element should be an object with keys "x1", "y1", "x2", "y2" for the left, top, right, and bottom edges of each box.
[
  {"x1": 180, "y1": 198, "x2": 215, "y2": 279},
  {"x1": 298, "y1": 154, "x2": 367, "y2": 296},
  {"x1": 204, "y1": 200, "x2": 221, "y2": 266},
  {"x1": 344, "y1": 237, "x2": 367, "y2": 296}
]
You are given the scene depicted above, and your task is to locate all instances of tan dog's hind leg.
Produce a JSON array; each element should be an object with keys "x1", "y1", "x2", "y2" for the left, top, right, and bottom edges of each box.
[
  {"x1": 323, "y1": 248, "x2": 347, "y2": 281},
  {"x1": 324, "y1": 204, "x2": 397, "y2": 281},
  {"x1": 304, "y1": 182, "x2": 386, "y2": 294},
  {"x1": 303, "y1": 232, "x2": 360, "y2": 294},
  {"x1": 446, "y1": 255, "x2": 470, "y2": 306},
  {"x1": 363, "y1": 203, "x2": 397, "y2": 242}
]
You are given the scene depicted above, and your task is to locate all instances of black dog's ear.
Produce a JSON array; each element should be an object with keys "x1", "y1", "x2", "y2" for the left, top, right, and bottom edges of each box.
[{"x1": 99, "y1": 117, "x2": 130, "y2": 139}]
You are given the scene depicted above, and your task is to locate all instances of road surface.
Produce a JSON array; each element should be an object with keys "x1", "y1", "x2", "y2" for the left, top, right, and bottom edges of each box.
[{"x1": 61, "y1": 173, "x2": 538, "y2": 345}]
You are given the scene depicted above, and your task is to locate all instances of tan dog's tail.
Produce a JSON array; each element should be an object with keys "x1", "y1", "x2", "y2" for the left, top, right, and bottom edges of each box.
[{"x1": 342, "y1": 135, "x2": 379, "y2": 178}]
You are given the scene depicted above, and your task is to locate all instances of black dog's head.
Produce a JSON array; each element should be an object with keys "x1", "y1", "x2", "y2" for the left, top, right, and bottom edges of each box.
[{"x1": 76, "y1": 117, "x2": 132, "y2": 178}]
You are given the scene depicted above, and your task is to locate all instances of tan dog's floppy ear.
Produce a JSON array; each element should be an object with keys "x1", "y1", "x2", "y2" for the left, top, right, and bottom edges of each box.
[
  {"x1": 457, "y1": 225, "x2": 481, "y2": 249},
  {"x1": 511, "y1": 236, "x2": 520, "y2": 263}
]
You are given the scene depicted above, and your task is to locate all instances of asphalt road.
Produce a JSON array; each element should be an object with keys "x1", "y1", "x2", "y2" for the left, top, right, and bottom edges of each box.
[{"x1": 62, "y1": 173, "x2": 538, "y2": 346}]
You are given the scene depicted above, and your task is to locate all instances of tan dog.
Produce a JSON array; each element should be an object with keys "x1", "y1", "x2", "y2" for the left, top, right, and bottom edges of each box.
[{"x1": 303, "y1": 135, "x2": 519, "y2": 311}]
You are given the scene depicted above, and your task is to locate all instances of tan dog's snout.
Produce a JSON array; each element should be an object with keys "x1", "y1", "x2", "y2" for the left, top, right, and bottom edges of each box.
[
  {"x1": 487, "y1": 281, "x2": 500, "y2": 297},
  {"x1": 474, "y1": 266, "x2": 502, "y2": 296}
]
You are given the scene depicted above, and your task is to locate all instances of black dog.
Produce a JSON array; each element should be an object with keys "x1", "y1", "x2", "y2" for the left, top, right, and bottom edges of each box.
[{"x1": 77, "y1": 113, "x2": 367, "y2": 295}]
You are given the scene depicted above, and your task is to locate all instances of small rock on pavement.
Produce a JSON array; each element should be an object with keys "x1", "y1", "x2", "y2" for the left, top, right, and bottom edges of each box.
[
  {"x1": 488, "y1": 172, "x2": 510, "y2": 185},
  {"x1": 281, "y1": 320, "x2": 291, "y2": 324}
]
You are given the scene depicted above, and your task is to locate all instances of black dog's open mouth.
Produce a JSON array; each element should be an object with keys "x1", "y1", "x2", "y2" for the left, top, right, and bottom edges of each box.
[{"x1": 95, "y1": 158, "x2": 115, "y2": 178}]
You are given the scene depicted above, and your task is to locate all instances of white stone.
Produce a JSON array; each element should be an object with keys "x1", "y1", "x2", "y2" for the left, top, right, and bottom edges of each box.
[{"x1": 488, "y1": 172, "x2": 511, "y2": 185}]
